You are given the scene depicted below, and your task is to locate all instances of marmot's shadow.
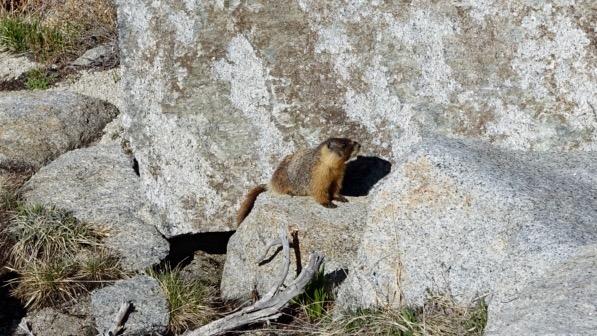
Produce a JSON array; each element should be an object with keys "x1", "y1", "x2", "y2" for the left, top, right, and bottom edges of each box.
[{"x1": 341, "y1": 156, "x2": 391, "y2": 196}]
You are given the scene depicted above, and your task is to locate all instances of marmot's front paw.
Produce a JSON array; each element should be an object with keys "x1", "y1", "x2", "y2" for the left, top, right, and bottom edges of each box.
[
  {"x1": 334, "y1": 195, "x2": 348, "y2": 202},
  {"x1": 322, "y1": 202, "x2": 337, "y2": 208}
]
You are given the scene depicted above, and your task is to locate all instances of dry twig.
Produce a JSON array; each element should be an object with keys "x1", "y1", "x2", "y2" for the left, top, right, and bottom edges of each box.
[
  {"x1": 105, "y1": 301, "x2": 131, "y2": 336},
  {"x1": 184, "y1": 224, "x2": 324, "y2": 336}
]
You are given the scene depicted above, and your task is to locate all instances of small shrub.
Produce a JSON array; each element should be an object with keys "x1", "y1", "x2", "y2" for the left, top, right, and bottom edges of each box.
[
  {"x1": 464, "y1": 300, "x2": 488, "y2": 334},
  {"x1": 24, "y1": 68, "x2": 50, "y2": 89},
  {"x1": 150, "y1": 266, "x2": 217, "y2": 334},
  {"x1": 0, "y1": 15, "x2": 29, "y2": 52},
  {"x1": 6, "y1": 204, "x2": 103, "y2": 267}
]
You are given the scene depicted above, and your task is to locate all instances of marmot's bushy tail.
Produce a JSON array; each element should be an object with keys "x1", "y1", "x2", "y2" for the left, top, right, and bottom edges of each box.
[{"x1": 237, "y1": 184, "x2": 268, "y2": 224}]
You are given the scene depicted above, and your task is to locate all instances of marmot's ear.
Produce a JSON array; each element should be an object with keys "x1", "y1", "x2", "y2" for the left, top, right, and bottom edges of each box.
[{"x1": 327, "y1": 138, "x2": 347, "y2": 152}]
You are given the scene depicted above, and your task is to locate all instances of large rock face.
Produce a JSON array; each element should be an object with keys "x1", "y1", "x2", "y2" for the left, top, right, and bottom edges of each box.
[
  {"x1": 117, "y1": 0, "x2": 596, "y2": 236},
  {"x1": 21, "y1": 144, "x2": 169, "y2": 271},
  {"x1": 0, "y1": 91, "x2": 118, "y2": 170},
  {"x1": 335, "y1": 136, "x2": 596, "y2": 327}
]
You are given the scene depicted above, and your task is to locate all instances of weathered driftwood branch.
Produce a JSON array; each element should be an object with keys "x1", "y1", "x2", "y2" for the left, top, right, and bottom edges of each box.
[
  {"x1": 256, "y1": 240, "x2": 282, "y2": 264},
  {"x1": 105, "y1": 301, "x2": 131, "y2": 336},
  {"x1": 18, "y1": 319, "x2": 35, "y2": 336},
  {"x1": 184, "y1": 224, "x2": 324, "y2": 336}
]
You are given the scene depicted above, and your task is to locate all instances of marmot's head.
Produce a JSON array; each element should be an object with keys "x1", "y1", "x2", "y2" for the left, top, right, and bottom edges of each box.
[{"x1": 322, "y1": 138, "x2": 360, "y2": 162}]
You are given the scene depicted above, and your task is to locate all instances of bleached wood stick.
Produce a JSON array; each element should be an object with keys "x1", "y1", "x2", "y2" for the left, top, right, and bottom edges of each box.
[
  {"x1": 184, "y1": 224, "x2": 324, "y2": 336},
  {"x1": 105, "y1": 301, "x2": 131, "y2": 336},
  {"x1": 18, "y1": 319, "x2": 34, "y2": 336},
  {"x1": 256, "y1": 224, "x2": 291, "y2": 304},
  {"x1": 256, "y1": 240, "x2": 282, "y2": 264}
]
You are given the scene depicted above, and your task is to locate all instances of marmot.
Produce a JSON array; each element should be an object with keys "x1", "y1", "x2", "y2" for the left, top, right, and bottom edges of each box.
[{"x1": 237, "y1": 138, "x2": 360, "y2": 224}]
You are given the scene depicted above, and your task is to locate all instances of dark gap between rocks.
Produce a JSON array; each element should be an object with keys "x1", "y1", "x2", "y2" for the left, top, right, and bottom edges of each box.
[
  {"x1": 161, "y1": 231, "x2": 235, "y2": 269},
  {"x1": 325, "y1": 268, "x2": 349, "y2": 287},
  {"x1": 0, "y1": 271, "x2": 26, "y2": 336},
  {"x1": 341, "y1": 155, "x2": 392, "y2": 196},
  {"x1": 132, "y1": 158, "x2": 140, "y2": 176}
]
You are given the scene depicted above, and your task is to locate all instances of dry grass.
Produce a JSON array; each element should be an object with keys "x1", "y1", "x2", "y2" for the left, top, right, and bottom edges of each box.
[
  {"x1": 5, "y1": 204, "x2": 103, "y2": 267},
  {"x1": 0, "y1": 168, "x2": 33, "y2": 274},
  {"x1": 415, "y1": 294, "x2": 487, "y2": 336},
  {"x1": 150, "y1": 265, "x2": 218, "y2": 334},
  {"x1": 2, "y1": 203, "x2": 124, "y2": 308},
  {"x1": 253, "y1": 293, "x2": 487, "y2": 336},
  {"x1": 7, "y1": 258, "x2": 85, "y2": 308},
  {"x1": 0, "y1": 0, "x2": 117, "y2": 63},
  {"x1": 76, "y1": 247, "x2": 124, "y2": 282}
]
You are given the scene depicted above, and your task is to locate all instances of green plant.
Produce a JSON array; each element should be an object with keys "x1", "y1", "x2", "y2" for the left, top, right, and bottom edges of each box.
[
  {"x1": 463, "y1": 299, "x2": 488, "y2": 335},
  {"x1": 292, "y1": 266, "x2": 332, "y2": 322},
  {"x1": 24, "y1": 68, "x2": 51, "y2": 89},
  {"x1": 150, "y1": 266, "x2": 216, "y2": 333},
  {"x1": 0, "y1": 0, "x2": 117, "y2": 64},
  {"x1": 0, "y1": 16, "x2": 67, "y2": 62},
  {"x1": 0, "y1": 15, "x2": 32, "y2": 52}
]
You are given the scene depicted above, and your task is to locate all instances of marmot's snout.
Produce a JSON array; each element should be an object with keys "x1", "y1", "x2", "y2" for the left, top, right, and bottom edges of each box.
[{"x1": 350, "y1": 141, "x2": 361, "y2": 159}]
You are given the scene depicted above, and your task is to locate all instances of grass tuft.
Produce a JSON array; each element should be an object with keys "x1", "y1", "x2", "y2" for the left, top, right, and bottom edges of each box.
[
  {"x1": 1, "y1": 203, "x2": 123, "y2": 308},
  {"x1": 0, "y1": 169, "x2": 33, "y2": 274},
  {"x1": 0, "y1": 0, "x2": 117, "y2": 64},
  {"x1": 5, "y1": 204, "x2": 103, "y2": 267},
  {"x1": 150, "y1": 265, "x2": 217, "y2": 334},
  {"x1": 7, "y1": 258, "x2": 84, "y2": 308},
  {"x1": 76, "y1": 247, "x2": 123, "y2": 282},
  {"x1": 0, "y1": 16, "x2": 68, "y2": 62}
]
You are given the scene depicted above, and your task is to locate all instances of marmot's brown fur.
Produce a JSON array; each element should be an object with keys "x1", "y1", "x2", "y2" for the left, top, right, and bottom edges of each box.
[{"x1": 237, "y1": 138, "x2": 360, "y2": 224}]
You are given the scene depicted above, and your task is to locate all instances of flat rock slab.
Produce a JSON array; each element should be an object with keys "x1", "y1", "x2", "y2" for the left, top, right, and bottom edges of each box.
[
  {"x1": 336, "y1": 135, "x2": 597, "y2": 334},
  {"x1": 90, "y1": 275, "x2": 168, "y2": 336},
  {"x1": 72, "y1": 43, "x2": 117, "y2": 67},
  {"x1": 485, "y1": 247, "x2": 597, "y2": 335},
  {"x1": 15, "y1": 307, "x2": 95, "y2": 336},
  {"x1": 0, "y1": 91, "x2": 118, "y2": 169},
  {"x1": 0, "y1": 52, "x2": 38, "y2": 81},
  {"x1": 221, "y1": 193, "x2": 369, "y2": 300},
  {"x1": 21, "y1": 144, "x2": 168, "y2": 271}
]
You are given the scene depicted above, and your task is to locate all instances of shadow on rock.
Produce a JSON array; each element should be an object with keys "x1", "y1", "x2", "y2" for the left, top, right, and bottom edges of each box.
[
  {"x1": 164, "y1": 231, "x2": 235, "y2": 268},
  {"x1": 341, "y1": 156, "x2": 392, "y2": 196}
]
